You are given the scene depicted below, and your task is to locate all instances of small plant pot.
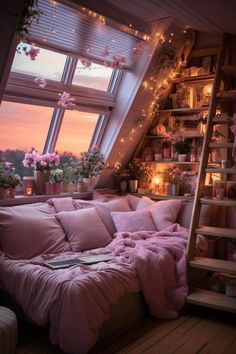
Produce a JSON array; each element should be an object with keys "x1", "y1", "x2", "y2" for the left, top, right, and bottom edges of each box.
[{"x1": 177, "y1": 154, "x2": 187, "y2": 162}]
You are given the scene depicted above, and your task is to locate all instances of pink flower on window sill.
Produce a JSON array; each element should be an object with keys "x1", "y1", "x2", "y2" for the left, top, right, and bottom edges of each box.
[
  {"x1": 58, "y1": 91, "x2": 76, "y2": 108},
  {"x1": 34, "y1": 77, "x2": 47, "y2": 88},
  {"x1": 25, "y1": 46, "x2": 40, "y2": 60}
]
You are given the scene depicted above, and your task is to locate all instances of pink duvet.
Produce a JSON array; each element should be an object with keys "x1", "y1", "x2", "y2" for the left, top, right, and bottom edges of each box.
[{"x1": 0, "y1": 223, "x2": 206, "y2": 354}]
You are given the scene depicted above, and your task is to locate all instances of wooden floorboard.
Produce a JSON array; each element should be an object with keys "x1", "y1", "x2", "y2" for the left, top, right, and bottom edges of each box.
[{"x1": 16, "y1": 305, "x2": 236, "y2": 354}]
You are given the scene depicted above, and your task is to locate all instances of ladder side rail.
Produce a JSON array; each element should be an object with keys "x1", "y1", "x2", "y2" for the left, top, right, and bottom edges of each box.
[{"x1": 186, "y1": 33, "x2": 229, "y2": 262}]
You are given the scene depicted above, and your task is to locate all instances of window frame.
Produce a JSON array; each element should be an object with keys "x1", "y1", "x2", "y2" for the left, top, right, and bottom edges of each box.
[{"x1": 3, "y1": 45, "x2": 120, "y2": 156}]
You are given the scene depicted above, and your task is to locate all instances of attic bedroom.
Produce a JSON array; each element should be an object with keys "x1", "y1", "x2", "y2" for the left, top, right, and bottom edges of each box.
[{"x1": 0, "y1": 1, "x2": 236, "y2": 354}]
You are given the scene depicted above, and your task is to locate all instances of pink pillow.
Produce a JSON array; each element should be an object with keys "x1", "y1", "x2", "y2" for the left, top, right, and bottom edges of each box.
[
  {"x1": 47, "y1": 197, "x2": 75, "y2": 212},
  {"x1": 92, "y1": 191, "x2": 119, "y2": 202},
  {"x1": 148, "y1": 200, "x2": 182, "y2": 231},
  {"x1": 127, "y1": 194, "x2": 142, "y2": 210},
  {"x1": 0, "y1": 204, "x2": 70, "y2": 259},
  {"x1": 111, "y1": 210, "x2": 156, "y2": 233},
  {"x1": 176, "y1": 202, "x2": 220, "y2": 228},
  {"x1": 136, "y1": 196, "x2": 155, "y2": 210},
  {"x1": 74, "y1": 197, "x2": 132, "y2": 236},
  {"x1": 56, "y1": 208, "x2": 112, "y2": 251}
]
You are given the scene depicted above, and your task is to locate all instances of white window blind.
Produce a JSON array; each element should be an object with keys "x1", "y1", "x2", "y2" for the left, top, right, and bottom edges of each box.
[{"x1": 27, "y1": 0, "x2": 144, "y2": 69}]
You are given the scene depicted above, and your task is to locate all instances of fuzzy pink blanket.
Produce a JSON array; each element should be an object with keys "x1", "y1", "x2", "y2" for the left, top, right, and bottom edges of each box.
[
  {"x1": 109, "y1": 223, "x2": 190, "y2": 319},
  {"x1": 0, "y1": 223, "x2": 206, "y2": 354}
]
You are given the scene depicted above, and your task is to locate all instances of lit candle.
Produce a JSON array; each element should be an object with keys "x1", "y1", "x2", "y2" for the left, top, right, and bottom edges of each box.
[
  {"x1": 23, "y1": 176, "x2": 34, "y2": 196},
  {"x1": 26, "y1": 187, "x2": 32, "y2": 196}
]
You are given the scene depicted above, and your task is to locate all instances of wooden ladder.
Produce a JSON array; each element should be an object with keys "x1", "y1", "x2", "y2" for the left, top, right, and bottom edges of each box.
[{"x1": 186, "y1": 33, "x2": 236, "y2": 313}]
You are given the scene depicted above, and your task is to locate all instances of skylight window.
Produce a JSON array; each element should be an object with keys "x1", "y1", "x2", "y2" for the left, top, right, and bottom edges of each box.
[
  {"x1": 12, "y1": 43, "x2": 67, "y2": 81},
  {"x1": 55, "y1": 111, "x2": 100, "y2": 157},
  {"x1": 72, "y1": 60, "x2": 113, "y2": 91}
]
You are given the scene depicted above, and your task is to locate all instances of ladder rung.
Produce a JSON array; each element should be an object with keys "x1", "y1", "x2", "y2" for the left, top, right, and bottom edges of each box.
[
  {"x1": 189, "y1": 257, "x2": 236, "y2": 274},
  {"x1": 217, "y1": 90, "x2": 236, "y2": 101},
  {"x1": 205, "y1": 167, "x2": 236, "y2": 173},
  {"x1": 200, "y1": 198, "x2": 236, "y2": 207},
  {"x1": 187, "y1": 288, "x2": 236, "y2": 313},
  {"x1": 209, "y1": 142, "x2": 234, "y2": 148},
  {"x1": 196, "y1": 226, "x2": 236, "y2": 238},
  {"x1": 221, "y1": 65, "x2": 236, "y2": 75},
  {"x1": 212, "y1": 118, "x2": 233, "y2": 124}
]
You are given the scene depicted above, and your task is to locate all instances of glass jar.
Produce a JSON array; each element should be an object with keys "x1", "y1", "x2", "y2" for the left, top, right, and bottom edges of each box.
[
  {"x1": 162, "y1": 141, "x2": 171, "y2": 159},
  {"x1": 23, "y1": 176, "x2": 34, "y2": 196},
  {"x1": 213, "y1": 180, "x2": 225, "y2": 200}
]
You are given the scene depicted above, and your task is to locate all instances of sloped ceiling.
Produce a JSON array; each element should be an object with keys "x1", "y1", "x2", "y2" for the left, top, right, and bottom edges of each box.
[{"x1": 75, "y1": 0, "x2": 236, "y2": 34}]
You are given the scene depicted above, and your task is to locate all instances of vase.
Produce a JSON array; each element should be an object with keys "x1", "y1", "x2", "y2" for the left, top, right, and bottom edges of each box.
[
  {"x1": 46, "y1": 182, "x2": 54, "y2": 195},
  {"x1": 119, "y1": 180, "x2": 128, "y2": 193},
  {"x1": 34, "y1": 170, "x2": 49, "y2": 195},
  {"x1": 177, "y1": 154, "x2": 187, "y2": 162},
  {"x1": 129, "y1": 179, "x2": 138, "y2": 193},
  {"x1": 54, "y1": 182, "x2": 62, "y2": 195},
  {"x1": 0, "y1": 188, "x2": 8, "y2": 199},
  {"x1": 83, "y1": 177, "x2": 95, "y2": 192},
  {"x1": 77, "y1": 182, "x2": 87, "y2": 193},
  {"x1": 8, "y1": 188, "x2": 16, "y2": 198},
  {"x1": 170, "y1": 184, "x2": 180, "y2": 196}
]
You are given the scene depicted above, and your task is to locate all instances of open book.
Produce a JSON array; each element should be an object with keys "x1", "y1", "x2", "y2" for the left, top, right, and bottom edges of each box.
[{"x1": 43, "y1": 254, "x2": 115, "y2": 269}]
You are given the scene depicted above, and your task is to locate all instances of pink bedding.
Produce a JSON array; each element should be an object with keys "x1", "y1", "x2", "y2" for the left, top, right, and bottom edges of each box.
[{"x1": 0, "y1": 224, "x2": 206, "y2": 354}]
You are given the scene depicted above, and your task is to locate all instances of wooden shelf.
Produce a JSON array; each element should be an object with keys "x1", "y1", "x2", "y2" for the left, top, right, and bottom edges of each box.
[
  {"x1": 217, "y1": 90, "x2": 236, "y2": 101},
  {"x1": 209, "y1": 142, "x2": 234, "y2": 148},
  {"x1": 145, "y1": 135, "x2": 168, "y2": 139},
  {"x1": 145, "y1": 161, "x2": 200, "y2": 165},
  {"x1": 212, "y1": 118, "x2": 233, "y2": 124},
  {"x1": 132, "y1": 192, "x2": 193, "y2": 201},
  {"x1": 0, "y1": 192, "x2": 92, "y2": 206},
  {"x1": 189, "y1": 257, "x2": 236, "y2": 275},
  {"x1": 200, "y1": 198, "x2": 236, "y2": 207},
  {"x1": 145, "y1": 134, "x2": 204, "y2": 140},
  {"x1": 205, "y1": 167, "x2": 236, "y2": 173},
  {"x1": 171, "y1": 74, "x2": 214, "y2": 84},
  {"x1": 196, "y1": 226, "x2": 236, "y2": 239},
  {"x1": 221, "y1": 64, "x2": 236, "y2": 75},
  {"x1": 187, "y1": 288, "x2": 236, "y2": 313},
  {"x1": 156, "y1": 107, "x2": 209, "y2": 114}
]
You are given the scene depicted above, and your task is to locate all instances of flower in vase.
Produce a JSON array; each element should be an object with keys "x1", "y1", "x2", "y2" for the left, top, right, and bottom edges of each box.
[{"x1": 22, "y1": 150, "x2": 60, "y2": 171}]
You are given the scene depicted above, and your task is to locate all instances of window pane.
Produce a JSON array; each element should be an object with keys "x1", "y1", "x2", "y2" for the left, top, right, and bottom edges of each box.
[
  {"x1": 56, "y1": 110, "x2": 100, "y2": 157},
  {"x1": 0, "y1": 101, "x2": 53, "y2": 176},
  {"x1": 12, "y1": 43, "x2": 67, "y2": 81},
  {"x1": 72, "y1": 60, "x2": 113, "y2": 91}
]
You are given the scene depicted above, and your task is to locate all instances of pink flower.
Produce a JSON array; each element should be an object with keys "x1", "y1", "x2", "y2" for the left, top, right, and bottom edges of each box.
[
  {"x1": 58, "y1": 92, "x2": 76, "y2": 108},
  {"x1": 109, "y1": 55, "x2": 126, "y2": 69},
  {"x1": 80, "y1": 58, "x2": 92, "y2": 68},
  {"x1": 25, "y1": 46, "x2": 40, "y2": 60},
  {"x1": 22, "y1": 150, "x2": 60, "y2": 171},
  {"x1": 34, "y1": 77, "x2": 47, "y2": 88},
  {"x1": 101, "y1": 47, "x2": 109, "y2": 56}
]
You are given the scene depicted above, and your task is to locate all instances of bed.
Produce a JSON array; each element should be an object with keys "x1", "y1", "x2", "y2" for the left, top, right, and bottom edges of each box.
[{"x1": 0, "y1": 194, "x2": 213, "y2": 354}]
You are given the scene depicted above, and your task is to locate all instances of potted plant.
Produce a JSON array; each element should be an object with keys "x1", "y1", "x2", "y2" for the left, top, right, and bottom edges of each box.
[
  {"x1": 60, "y1": 162, "x2": 76, "y2": 193},
  {"x1": 163, "y1": 167, "x2": 181, "y2": 196},
  {"x1": 22, "y1": 150, "x2": 60, "y2": 194},
  {"x1": 0, "y1": 162, "x2": 21, "y2": 199},
  {"x1": 72, "y1": 146, "x2": 104, "y2": 191},
  {"x1": 173, "y1": 139, "x2": 190, "y2": 161},
  {"x1": 128, "y1": 159, "x2": 153, "y2": 193},
  {"x1": 49, "y1": 168, "x2": 64, "y2": 194}
]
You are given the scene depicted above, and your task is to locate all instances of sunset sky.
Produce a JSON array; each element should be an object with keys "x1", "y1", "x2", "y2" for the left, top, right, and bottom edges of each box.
[{"x1": 0, "y1": 44, "x2": 112, "y2": 157}]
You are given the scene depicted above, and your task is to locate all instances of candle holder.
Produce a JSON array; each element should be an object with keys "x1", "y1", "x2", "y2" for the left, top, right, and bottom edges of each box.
[{"x1": 23, "y1": 176, "x2": 34, "y2": 196}]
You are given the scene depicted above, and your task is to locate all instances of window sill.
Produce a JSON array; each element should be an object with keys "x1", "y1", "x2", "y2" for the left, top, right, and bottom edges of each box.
[{"x1": 0, "y1": 192, "x2": 93, "y2": 207}]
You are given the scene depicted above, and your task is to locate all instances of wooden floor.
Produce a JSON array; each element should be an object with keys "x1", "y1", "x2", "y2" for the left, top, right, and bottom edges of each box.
[{"x1": 17, "y1": 305, "x2": 236, "y2": 354}]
